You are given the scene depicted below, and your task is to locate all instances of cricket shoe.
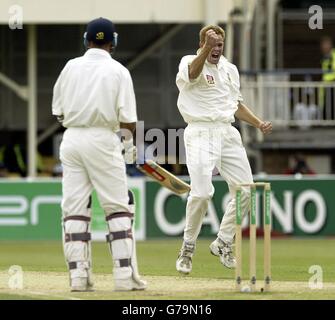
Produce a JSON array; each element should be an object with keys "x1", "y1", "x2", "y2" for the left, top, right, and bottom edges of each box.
[
  {"x1": 71, "y1": 277, "x2": 94, "y2": 292},
  {"x1": 114, "y1": 277, "x2": 147, "y2": 291},
  {"x1": 176, "y1": 242, "x2": 195, "y2": 274},
  {"x1": 209, "y1": 238, "x2": 236, "y2": 269}
]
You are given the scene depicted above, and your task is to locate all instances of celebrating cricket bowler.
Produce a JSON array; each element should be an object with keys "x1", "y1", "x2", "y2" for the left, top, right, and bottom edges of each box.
[
  {"x1": 52, "y1": 17, "x2": 146, "y2": 291},
  {"x1": 175, "y1": 25, "x2": 273, "y2": 274}
]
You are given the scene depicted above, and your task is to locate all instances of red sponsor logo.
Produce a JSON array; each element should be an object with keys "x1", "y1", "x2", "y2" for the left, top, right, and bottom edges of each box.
[{"x1": 206, "y1": 74, "x2": 215, "y2": 85}]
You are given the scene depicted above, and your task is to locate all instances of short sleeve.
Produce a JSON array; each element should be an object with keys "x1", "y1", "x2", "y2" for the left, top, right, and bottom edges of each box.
[
  {"x1": 176, "y1": 55, "x2": 201, "y2": 90},
  {"x1": 52, "y1": 61, "x2": 72, "y2": 116},
  {"x1": 230, "y1": 65, "x2": 243, "y2": 102},
  {"x1": 52, "y1": 71, "x2": 64, "y2": 116},
  {"x1": 236, "y1": 67, "x2": 243, "y2": 102},
  {"x1": 117, "y1": 69, "x2": 138, "y2": 123}
]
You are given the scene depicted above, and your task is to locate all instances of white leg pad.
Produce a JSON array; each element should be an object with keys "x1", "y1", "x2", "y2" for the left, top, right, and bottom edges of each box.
[
  {"x1": 128, "y1": 191, "x2": 147, "y2": 287},
  {"x1": 62, "y1": 215, "x2": 92, "y2": 282},
  {"x1": 69, "y1": 262, "x2": 90, "y2": 279},
  {"x1": 106, "y1": 212, "x2": 133, "y2": 280}
]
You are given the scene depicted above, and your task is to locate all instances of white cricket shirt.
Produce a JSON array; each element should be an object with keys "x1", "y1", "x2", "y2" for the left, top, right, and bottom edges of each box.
[
  {"x1": 52, "y1": 48, "x2": 137, "y2": 131},
  {"x1": 176, "y1": 54, "x2": 243, "y2": 124}
]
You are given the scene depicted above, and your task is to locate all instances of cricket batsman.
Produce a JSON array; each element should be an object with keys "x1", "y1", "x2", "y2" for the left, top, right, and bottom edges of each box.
[
  {"x1": 175, "y1": 25, "x2": 273, "y2": 274},
  {"x1": 52, "y1": 17, "x2": 146, "y2": 291}
]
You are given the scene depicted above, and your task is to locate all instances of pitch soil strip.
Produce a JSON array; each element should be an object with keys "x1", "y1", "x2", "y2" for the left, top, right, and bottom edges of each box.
[{"x1": 0, "y1": 271, "x2": 334, "y2": 300}]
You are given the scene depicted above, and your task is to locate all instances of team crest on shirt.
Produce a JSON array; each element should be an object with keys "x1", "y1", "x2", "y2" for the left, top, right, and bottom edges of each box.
[{"x1": 206, "y1": 74, "x2": 215, "y2": 85}]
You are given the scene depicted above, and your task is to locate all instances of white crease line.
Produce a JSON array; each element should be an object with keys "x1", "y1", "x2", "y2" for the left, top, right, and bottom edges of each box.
[
  {"x1": 1, "y1": 290, "x2": 82, "y2": 300},
  {"x1": 25, "y1": 291, "x2": 82, "y2": 300}
]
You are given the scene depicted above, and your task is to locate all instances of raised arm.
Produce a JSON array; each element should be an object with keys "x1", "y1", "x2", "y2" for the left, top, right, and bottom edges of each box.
[
  {"x1": 235, "y1": 102, "x2": 272, "y2": 134},
  {"x1": 188, "y1": 29, "x2": 220, "y2": 79}
]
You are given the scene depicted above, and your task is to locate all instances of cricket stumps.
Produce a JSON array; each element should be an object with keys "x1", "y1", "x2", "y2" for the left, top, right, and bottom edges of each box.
[{"x1": 235, "y1": 182, "x2": 271, "y2": 293}]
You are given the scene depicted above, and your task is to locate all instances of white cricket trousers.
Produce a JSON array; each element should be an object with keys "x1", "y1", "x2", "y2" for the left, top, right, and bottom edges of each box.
[
  {"x1": 183, "y1": 122, "x2": 253, "y2": 244},
  {"x1": 60, "y1": 127, "x2": 129, "y2": 217}
]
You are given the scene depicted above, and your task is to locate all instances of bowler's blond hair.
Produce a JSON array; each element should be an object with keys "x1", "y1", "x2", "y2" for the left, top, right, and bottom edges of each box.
[{"x1": 199, "y1": 25, "x2": 225, "y2": 45}]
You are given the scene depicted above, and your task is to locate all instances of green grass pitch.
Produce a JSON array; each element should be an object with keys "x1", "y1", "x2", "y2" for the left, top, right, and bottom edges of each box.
[{"x1": 0, "y1": 238, "x2": 334, "y2": 300}]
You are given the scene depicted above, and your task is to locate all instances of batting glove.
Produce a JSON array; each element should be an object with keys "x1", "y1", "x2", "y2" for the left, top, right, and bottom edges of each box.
[{"x1": 122, "y1": 138, "x2": 137, "y2": 164}]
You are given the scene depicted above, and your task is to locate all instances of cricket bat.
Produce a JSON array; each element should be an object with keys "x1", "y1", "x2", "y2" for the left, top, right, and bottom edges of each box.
[{"x1": 136, "y1": 160, "x2": 190, "y2": 195}]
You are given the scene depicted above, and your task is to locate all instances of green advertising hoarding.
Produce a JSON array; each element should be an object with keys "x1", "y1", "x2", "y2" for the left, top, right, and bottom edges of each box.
[
  {"x1": 145, "y1": 178, "x2": 335, "y2": 237},
  {"x1": 0, "y1": 180, "x2": 62, "y2": 240},
  {"x1": 0, "y1": 178, "x2": 145, "y2": 240},
  {"x1": 0, "y1": 177, "x2": 334, "y2": 240}
]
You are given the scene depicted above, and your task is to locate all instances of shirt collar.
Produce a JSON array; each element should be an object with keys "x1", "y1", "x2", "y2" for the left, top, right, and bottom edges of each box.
[{"x1": 84, "y1": 48, "x2": 112, "y2": 59}]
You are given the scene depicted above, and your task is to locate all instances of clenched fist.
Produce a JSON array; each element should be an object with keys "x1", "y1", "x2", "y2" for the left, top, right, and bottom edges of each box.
[
  {"x1": 204, "y1": 29, "x2": 220, "y2": 48},
  {"x1": 259, "y1": 121, "x2": 273, "y2": 135}
]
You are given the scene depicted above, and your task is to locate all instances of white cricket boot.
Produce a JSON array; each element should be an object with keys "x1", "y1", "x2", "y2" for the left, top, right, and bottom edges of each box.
[
  {"x1": 176, "y1": 242, "x2": 195, "y2": 274},
  {"x1": 114, "y1": 277, "x2": 147, "y2": 291},
  {"x1": 71, "y1": 277, "x2": 94, "y2": 292},
  {"x1": 210, "y1": 238, "x2": 236, "y2": 269}
]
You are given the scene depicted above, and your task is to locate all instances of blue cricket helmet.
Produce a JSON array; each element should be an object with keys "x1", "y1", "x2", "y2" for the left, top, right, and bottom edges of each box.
[{"x1": 84, "y1": 17, "x2": 118, "y2": 47}]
